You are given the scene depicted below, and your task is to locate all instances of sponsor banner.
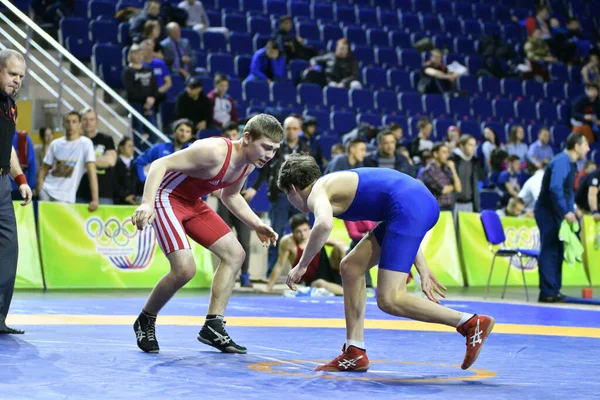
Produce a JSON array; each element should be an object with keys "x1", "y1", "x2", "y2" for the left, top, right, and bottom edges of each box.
[
  {"x1": 39, "y1": 202, "x2": 213, "y2": 288},
  {"x1": 580, "y1": 215, "x2": 600, "y2": 285},
  {"x1": 14, "y1": 202, "x2": 44, "y2": 289}
]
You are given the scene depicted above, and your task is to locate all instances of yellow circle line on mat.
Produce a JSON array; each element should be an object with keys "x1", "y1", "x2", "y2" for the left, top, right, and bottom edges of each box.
[
  {"x1": 7, "y1": 315, "x2": 600, "y2": 339},
  {"x1": 247, "y1": 360, "x2": 498, "y2": 383}
]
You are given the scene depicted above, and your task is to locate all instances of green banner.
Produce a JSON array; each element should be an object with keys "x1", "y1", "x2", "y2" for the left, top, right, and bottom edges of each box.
[
  {"x1": 458, "y1": 212, "x2": 589, "y2": 287},
  {"x1": 581, "y1": 215, "x2": 600, "y2": 285},
  {"x1": 39, "y1": 202, "x2": 214, "y2": 289},
  {"x1": 13, "y1": 202, "x2": 43, "y2": 289},
  {"x1": 328, "y1": 211, "x2": 464, "y2": 287}
]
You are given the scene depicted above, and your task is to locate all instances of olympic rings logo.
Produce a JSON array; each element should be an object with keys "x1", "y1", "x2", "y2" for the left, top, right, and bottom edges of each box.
[{"x1": 86, "y1": 217, "x2": 138, "y2": 247}]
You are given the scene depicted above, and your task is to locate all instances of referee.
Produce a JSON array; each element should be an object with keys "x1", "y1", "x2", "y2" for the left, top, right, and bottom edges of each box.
[{"x1": 0, "y1": 49, "x2": 32, "y2": 334}]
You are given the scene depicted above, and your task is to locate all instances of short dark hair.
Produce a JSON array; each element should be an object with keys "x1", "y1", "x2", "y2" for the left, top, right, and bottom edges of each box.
[
  {"x1": 346, "y1": 137, "x2": 365, "y2": 152},
  {"x1": 279, "y1": 15, "x2": 292, "y2": 23},
  {"x1": 508, "y1": 155, "x2": 521, "y2": 163},
  {"x1": 172, "y1": 118, "x2": 194, "y2": 132},
  {"x1": 289, "y1": 214, "x2": 310, "y2": 231},
  {"x1": 214, "y1": 73, "x2": 228, "y2": 85},
  {"x1": 376, "y1": 130, "x2": 395, "y2": 144},
  {"x1": 566, "y1": 131, "x2": 587, "y2": 150},
  {"x1": 266, "y1": 40, "x2": 280, "y2": 51},
  {"x1": 63, "y1": 110, "x2": 81, "y2": 122},
  {"x1": 118, "y1": 137, "x2": 132, "y2": 148},
  {"x1": 245, "y1": 113, "x2": 284, "y2": 142},
  {"x1": 431, "y1": 142, "x2": 447, "y2": 155},
  {"x1": 222, "y1": 121, "x2": 238, "y2": 136},
  {"x1": 277, "y1": 153, "x2": 321, "y2": 192},
  {"x1": 388, "y1": 123, "x2": 401, "y2": 132}
]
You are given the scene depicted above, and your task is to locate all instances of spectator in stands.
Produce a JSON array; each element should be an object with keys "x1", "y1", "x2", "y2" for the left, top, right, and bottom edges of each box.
[
  {"x1": 141, "y1": 39, "x2": 172, "y2": 114},
  {"x1": 161, "y1": 22, "x2": 196, "y2": 79},
  {"x1": 76, "y1": 108, "x2": 117, "y2": 205},
  {"x1": 445, "y1": 125, "x2": 460, "y2": 152},
  {"x1": 524, "y1": 28, "x2": 556, "y2": 82},
  {"x1": 34, "y1": 127, "x2": 53, "y2": 184},
  {"x1": 130, "y1": 0, "x2": 164, "y2": 44},
  {"x1": 418, "y1": 48, "x2": 458, "y2": 95},
  {"x1": 535, "y1": 132, "x2": 589, "y2": 303},
  {"x1": 388, "y1": 123, "x2": 404, "y2": 148},
  {"x1": 496, "y1": 197, "x2": 526, "y2": 217},
  {"x1": 575, "y1": 164, "x2": 600, "y2": 219},
  {"x1": 207, "y1": 73, "x2": 239, "y2": 128},
  {"x1": 325, "y1": 138, "x2": 366, "y2": 174},
  {"x1": 122, "y1": 44, "x2": 158, "y2": 148},
  {"x1": 416, "y1": 150, "x2": 432, "y2": 179},
  {"x1": 113, "y1": 137, "x2": 142, "y2": 205},
  {"x1": 571, "y1": 83, "x2": 600, "y2": 143},
  {"x1": 575, "y1": 160, "x2": 597, "y2": 190},
  {"x1": 174, "y1": 77, "x2": 211, "y2": 133},
  {"x1": 450, "y1": 134, "x2": 481, "y2": 219},
  {"x1": 519, "y1": 160, "x2": 548, "y2": 213},
  {"x1": 364, "y1": 130, "x2": 415, "y2": 177},
  {"x1": 479, "y1": 127, "x2": 502, "y2": 177},
  {"x1": 330, "y1": 143, "x2": 344, "y2": 158},
  {"x1": 143, "y1": 20, "x2": 164, "y2": 59},
  {"x1": 421, "y1": 143, "x2": 462, "y2": 212},
  {"x1": 408, "y1": 117, "x2": 433, "y2": 165},
  {"x1": 245, "y1": 115, "x2": 312, "y2": 277},
  {"x1": 525, "y1": 5, "x2": 551, "y2": 39},
  {"x1": 37, "y1": 111, "x2": 98, "y2": 209},
  {"x1": 263, "y1": 214, "x2": 345, "y2": 295},
  {"x1": 274, "y1": 16, "x2": 316, "y2": 62},
  {"x1": 134, "y1": 119, "x2": 193, "y2": 182},
  {"x1": 245, "y1": 40, "x2": 286, "y2": 84},
  {"x1": 300, "y1": 116, "x2": 325, "y2": 170},
  {"x1": 10, "y1": 131, "x2": 36, "y2": 201},
  {"x1": 506, "y1": 125, "x2": 528, "y2": 162},
  {"x1": 497, "y1": 155, "x2": 522, "y2": 206},
  {"x1": 306, "y1": 38, "x2": 361, "y2": 89},
  {"x1": 581, "y1": 55, "x2": 600, "y2": 85},
  {"x1": 527, "y1": 127, "x2": 554, "y2": 169},
  {"x1": 178, "y1": 0, "x2": 229, "y2": 36}
]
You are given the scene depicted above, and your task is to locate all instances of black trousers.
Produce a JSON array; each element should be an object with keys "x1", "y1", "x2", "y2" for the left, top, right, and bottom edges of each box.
[{"x1": 0, "y1": 175, "x2": 18, "y2": 328}]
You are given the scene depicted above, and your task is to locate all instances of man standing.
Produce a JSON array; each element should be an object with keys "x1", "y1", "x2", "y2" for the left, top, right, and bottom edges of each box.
[
  {"x1": 0, "y1": 49, "x2": 32, "y2": 334},
  {"x1": 535, "y1": 132, "x2": 589, "y2": 303}
]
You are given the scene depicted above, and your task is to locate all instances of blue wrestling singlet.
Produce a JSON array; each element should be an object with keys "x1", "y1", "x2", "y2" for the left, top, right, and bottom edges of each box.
[{"x1": 336, "y1": 168, "x2": 440, "y2": 273}]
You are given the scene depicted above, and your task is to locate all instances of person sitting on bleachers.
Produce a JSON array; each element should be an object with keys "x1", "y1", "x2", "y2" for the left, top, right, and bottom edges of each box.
[
  {"x1": 364, "y1": 130, "x2": 415, "y2": 177},
  {"x1": 527, "y1": 128, "x2": 554, "y2": 169},
  {"x1": 299, "y1": 116, "x2": 326, "y2": 170},
  {"x1": 581, "y1": 55, "x2": 600, "y2": 86},
  {"x1": 113, "y1": 138, "x2": 142, "y2": 206},
  {"x1": 421, "y1": 142, "x2": 462, "y2": 212},
  {"x1": 497, "y1": 197, "x2": 526, "y2": 218},
  {"x1": 524, "y1": 28, "x2": 556, "y2": 82},
  {"x1": 263, "y1": 214, "x2": 345, "y2": 295},
  {"x1": 519, "y1": 160, "x2": 548, "y2": 212},
  {"x1": 450, "y1": 134, "x2": 482, "y2": 219},
  {"x1": 178, "y1": 0, "x2": 229, "y2": 36},
  {"x1": 408, "y1": 117, "x2": 434, "y2": 165},
  {"x1": 207, "y1": 73, "x2": 240, "y2": 128},
  {"x1": 418, "y1": 48, "x2": 459, "y2": 95},
  {"x1": 571, "y1": 83, "x2": 600, "y2": 143},
  {"x1": 174, "y1": 77, "x2": 212, "y2": 133},
  {"x1": 324, "y1": 138, "x2": 366, "y2": 174},
  {"x1": 244, "y1": 40, "x2": 287, "y2": 84},
  {"x1": 305, "y1": 38, "x2": 361, "y2": 89},
  {"x1": 160, "y1": 22, "x2": 196, "y2": 79},
  {"x1": 133, "y1": 119, "x2": 193, "y2": 182},
  {"x1": 273, "y1": 16, "x2": 316, "y2": 62},
  {"x1": 330, "y1": 143, "x2": 344, "y2": 159},
  {"x1": 129, "y1": 0, "x2": 164, "y2": 44},
  {"x1": 496, "y1": 155, "x2": 522, "y2": 206},
  {"x1": 575, "y1": 160, "x2": 597, "y2": 191},
  {"x1": 506, "y1": 125, "x2": 528, "y2": 163}
]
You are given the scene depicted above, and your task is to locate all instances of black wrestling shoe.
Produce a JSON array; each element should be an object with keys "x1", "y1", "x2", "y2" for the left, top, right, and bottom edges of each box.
[
  {"x1": 133, "y1": 312, "x2": 159, "y2": 353},
  {"x1": 198, "y1": 318, "x2": 247, "y2": 354},
  {"x1": 0, "y1": 326, "x2": 24, "y2": 334}
]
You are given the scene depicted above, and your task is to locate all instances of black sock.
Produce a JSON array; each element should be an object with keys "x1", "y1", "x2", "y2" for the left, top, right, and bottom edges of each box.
[
  {"x1": 206, "y1": 314, "x2": 224, "y2": 322},
  {"x1": 141, "y1": 309, "x2": 156, "y2": 319}
]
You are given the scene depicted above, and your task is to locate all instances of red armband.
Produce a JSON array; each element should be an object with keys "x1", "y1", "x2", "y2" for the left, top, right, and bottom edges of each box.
[{"x1": 14, "y1": 174, "x2": 27, "y2": 186}]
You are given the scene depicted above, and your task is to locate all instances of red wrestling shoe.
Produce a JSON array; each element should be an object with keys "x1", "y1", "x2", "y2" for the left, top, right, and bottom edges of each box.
[
  {"x1": 314, "y1": 345, "x2": 370, "y2": 372},
  {"x1": 457, "y1": 314, "x2": 495, "y2": 370}
]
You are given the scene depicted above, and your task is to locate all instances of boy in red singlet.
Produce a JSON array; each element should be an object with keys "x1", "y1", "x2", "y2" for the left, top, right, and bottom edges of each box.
[
  {"x1": 263, "y1": 214, "x2": 346, "y2": 294},
  {"x1": 131, "y1": 114, "x2": 283, "y2": 354}
]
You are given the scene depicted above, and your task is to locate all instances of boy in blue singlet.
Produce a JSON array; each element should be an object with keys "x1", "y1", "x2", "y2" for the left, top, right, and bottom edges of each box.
[{"x1": 277, "y1": 154, "x2": 495, "y2": 372}]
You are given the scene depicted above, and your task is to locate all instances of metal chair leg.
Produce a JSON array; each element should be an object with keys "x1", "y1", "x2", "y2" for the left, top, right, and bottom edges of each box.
[
  {"x1": 520, "y1": 256, "x2": 529, "y2": 302},
  {"x1": 501, "y1": 255, "x2": 512, "y2": 299},
  {"x1": 486, "y1": 253, "x2": 498, "y2": 300}
]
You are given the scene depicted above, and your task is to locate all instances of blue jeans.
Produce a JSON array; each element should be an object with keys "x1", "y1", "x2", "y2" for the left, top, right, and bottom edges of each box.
[
  {"x1": 534, "y1": 207, "x2": 564, "y2": 297},
  {"x1": 267, "y1": 192, "x2": 302, "y2": 277}
]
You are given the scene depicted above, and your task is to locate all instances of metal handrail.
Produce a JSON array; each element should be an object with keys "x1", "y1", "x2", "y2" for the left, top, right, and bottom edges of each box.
[{"x1": 0, "y1": 0, "x2": 171, "y2": 144}]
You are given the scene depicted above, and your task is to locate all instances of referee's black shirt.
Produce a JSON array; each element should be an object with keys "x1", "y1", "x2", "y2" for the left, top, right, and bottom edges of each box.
[{"x1": 0, "y1": 93, "x2": 16, "y2": 170}]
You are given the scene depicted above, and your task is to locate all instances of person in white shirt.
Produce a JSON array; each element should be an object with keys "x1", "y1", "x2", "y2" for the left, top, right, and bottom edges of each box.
[
  {"x1": 177, "y1": 0, "x2": 228, "y2": 36},
  {"x1": 37, "y1": 110, "x2": 98, "y2": 210},
  {"x1": 518, "y1": 161, "x2": 548, "y2": 213}
]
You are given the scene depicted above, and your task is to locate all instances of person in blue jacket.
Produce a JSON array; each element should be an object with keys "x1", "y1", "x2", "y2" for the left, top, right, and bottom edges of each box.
[
  {"x1": 11, "y1": 130, "x2": 36, "y2": 200},
  {"x1": 535, "y1": 132, "x2": 589, "y2": 303},
  {"x1": 134, "y1": 119, "x2": 193, "y2": 182},
  {"x1": 244, "y1": 40, "x2": 286, "y2": 84}
]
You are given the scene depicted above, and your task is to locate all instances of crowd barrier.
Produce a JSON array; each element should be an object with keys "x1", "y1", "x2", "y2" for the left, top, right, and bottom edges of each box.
[{"x1": 14, "y1": 203, "x2": 600, "y2": 289}]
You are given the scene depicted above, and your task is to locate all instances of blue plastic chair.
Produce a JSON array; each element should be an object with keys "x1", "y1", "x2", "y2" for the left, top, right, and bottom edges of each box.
[{"x1": 480, "y1": 210, "x2": 538, "y2": 301}]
